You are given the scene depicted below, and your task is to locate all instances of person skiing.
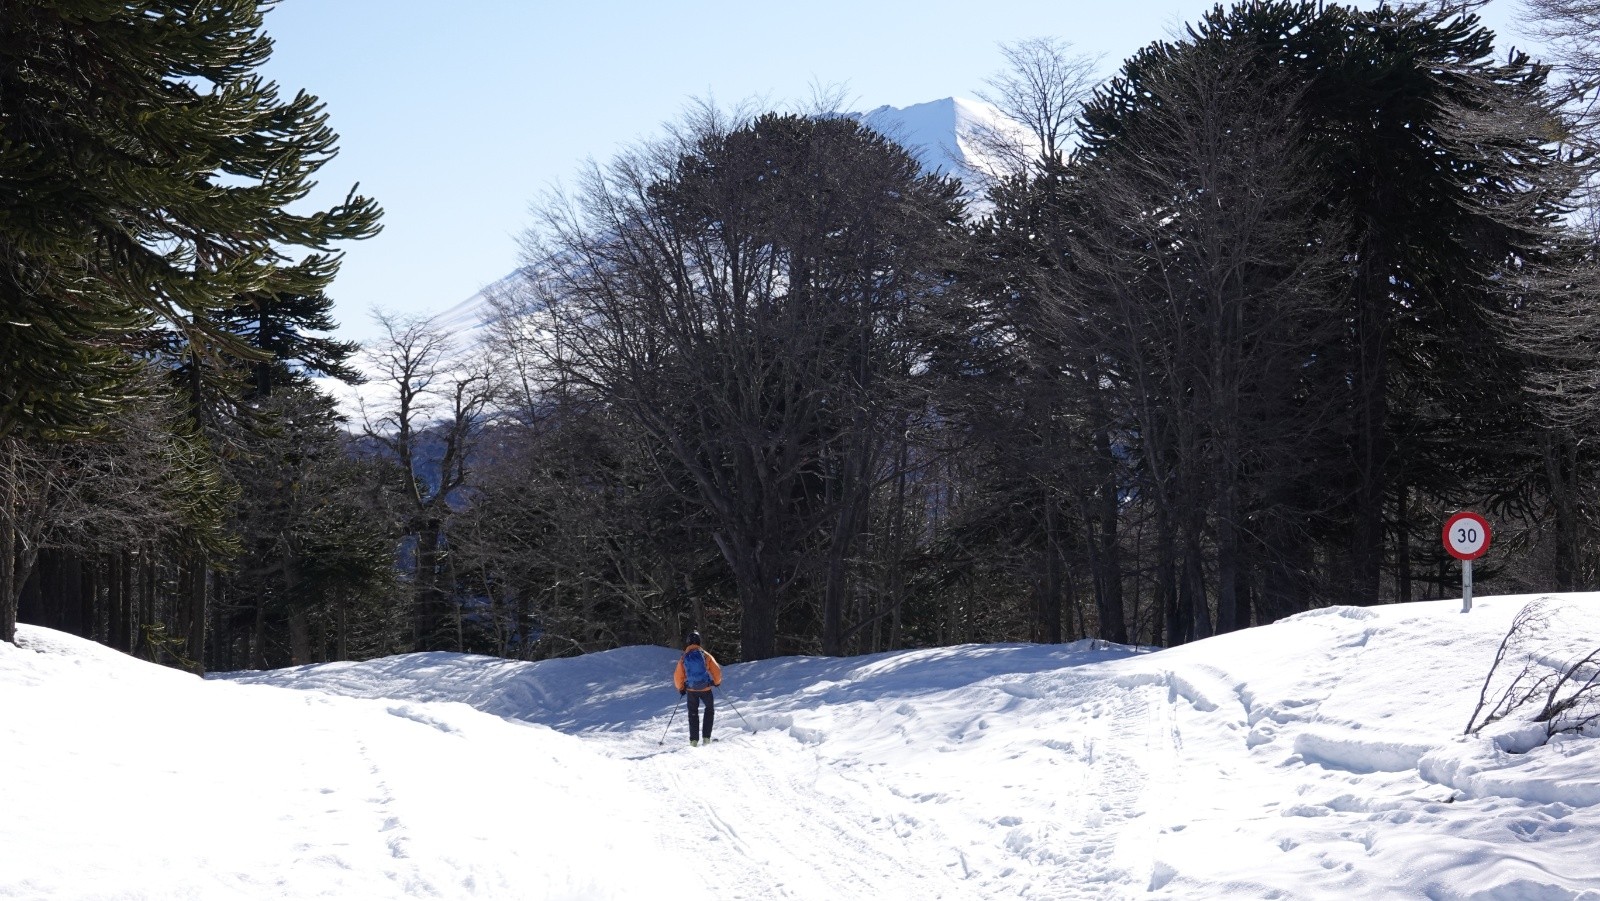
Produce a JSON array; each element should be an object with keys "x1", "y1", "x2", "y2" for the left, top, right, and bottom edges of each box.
[{"x1": 673, "y1": 630, "x2": 723, "y2": 746}]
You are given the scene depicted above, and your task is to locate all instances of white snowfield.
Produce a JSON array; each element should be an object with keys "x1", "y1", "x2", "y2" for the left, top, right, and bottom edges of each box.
[{"x1": 4, "y1": 595, "x2": 1598, "y2": 900}]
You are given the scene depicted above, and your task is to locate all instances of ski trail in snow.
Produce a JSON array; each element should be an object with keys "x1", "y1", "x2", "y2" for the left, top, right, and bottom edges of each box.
[
  {"x1": 1133, "y1": 679, "x2": 1188, "y2": 894},
  {"x1": 625, "y1": 730, "x2": 966, "y2": 901},
  {"x1": 606, "y1": 676, "x2": 1215, "y2": 901}
]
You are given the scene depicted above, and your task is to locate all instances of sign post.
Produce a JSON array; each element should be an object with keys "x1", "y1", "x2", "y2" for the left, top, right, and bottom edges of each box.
[{"x1": 1443, "y1": 511, "x2": 1491, "y2": 613}]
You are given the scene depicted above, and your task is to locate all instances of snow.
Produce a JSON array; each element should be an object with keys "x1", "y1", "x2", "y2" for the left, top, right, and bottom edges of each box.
[
  {"x1": 858, "y1": 96, "x2": 1038, "y2": 186},
  {"x1": 5, "y1": 594, "x2": 1600, "y2": 899}
]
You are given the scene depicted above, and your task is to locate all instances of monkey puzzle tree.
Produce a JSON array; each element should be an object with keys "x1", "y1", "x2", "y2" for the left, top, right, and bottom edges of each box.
[{"x1": 0, "y1": 0, "x2": 381, "y2": 644}]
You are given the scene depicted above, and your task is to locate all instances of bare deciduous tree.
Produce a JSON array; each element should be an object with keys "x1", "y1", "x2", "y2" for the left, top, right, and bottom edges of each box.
[
  {"x1": 526, "y1": 108, "x2": 963, "y2": 660},
  {"x1": 360, "y1": 311, "x2": 496, "y2": 650},
  {"x1": 976, "y1": 37, "x2": 1102, "y2": 168},
  {"x1": 1, "y1": 370, "x2": 230, "y2": 655}
]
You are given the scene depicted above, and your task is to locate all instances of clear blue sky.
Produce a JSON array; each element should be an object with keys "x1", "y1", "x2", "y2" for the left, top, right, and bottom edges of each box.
[{"x1": 256, "y1": 0, "x2": 1530, "y2": 344}]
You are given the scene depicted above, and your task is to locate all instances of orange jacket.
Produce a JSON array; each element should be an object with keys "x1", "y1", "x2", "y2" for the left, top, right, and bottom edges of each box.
[{"x1": 673, "y1": 644, "x2": 722, "y2": 693}]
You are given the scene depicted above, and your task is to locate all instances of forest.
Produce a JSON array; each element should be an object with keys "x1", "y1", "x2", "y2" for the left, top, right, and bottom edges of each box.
[{"x1": 5, "y1": 0, "x2": 1600, "y2": 670}]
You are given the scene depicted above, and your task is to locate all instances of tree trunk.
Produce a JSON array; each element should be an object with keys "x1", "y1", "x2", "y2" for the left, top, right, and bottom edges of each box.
[
  {"x1": 820, "y1": 496, "x2": 859, "y2": 657},
  {"x1": 1158, "y1": 510, "x2": 1181, "y2": 647},
  {"x1": 740, "y1": 577, "x2": 779, "y2": 662},
  {"x1": 414, "y1": 520, "x2": 443, "y2": 651},
  {"x1": 115, "y1": 552, "x2": 135, "y2": 652},
  {"x1": 1035, "y1": 502, "x2": 1064, "y2": 643},
  {"x1": 82, "y1": 558, "x2": 98, "y2": 642},
  {"x1": 885, "y1": 444, "x2": 910, "y2": 652},
  {"x1": 187, "y1": 555, "x2": 208, "y2": 675},
  {"x1": 1236, "y1": 559, "x2": 1253, "y2": 629},
  {"x1": 1351, "y1": 268, "x2": 1389, "y2": 607},
  {"x1": 107, "y1": 553, "x2": 122, "y2": 652},
  {"x1": 0, "y1": 492, "x2": 14, "y2": 645},
  {"x1": 1215, "y1": 485, "x2": 1241, "y2": 634},
  {"x1": 1089, "y1": 429, "x2": 1128, "y2": 643},
  {"x1": 288, "y1": 610, "x2": 312, "y2": 665},
  {"x1": 1262, "y1": 515, "x2": 1310, "y2": 621},
  {"x1": 138, "y1": 560, "x2": 158, "y2": 660},
  {"x1": 336, "y1": 590, "x2": 349, "y2": 661},
  {"x1": 1182, "y1": 518, "x2": 1212, "y2": 641},
  {"x1": 1547, "y1": 434, "x2": 1580, "y2": 592},
  {"x1": 0, "y1": 439, "x2": 19, "y2": 645},
  {"x1": 715, "y1": 530, "x2": 778, "y2": 661},
  {"x1": 251, "y1": 586, "x2": 269, "y2": 669},
  {"x1": 1396, "y1": 479, "x2": 1413, "y2": 603},
  {"x1": 60, "y1": 553, "x2": 83, "y2": 636}
]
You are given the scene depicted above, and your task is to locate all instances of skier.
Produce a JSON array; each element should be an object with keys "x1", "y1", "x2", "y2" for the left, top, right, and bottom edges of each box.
[{"x1": 673, "y1": 631, "x2": 722, "y2": 747}]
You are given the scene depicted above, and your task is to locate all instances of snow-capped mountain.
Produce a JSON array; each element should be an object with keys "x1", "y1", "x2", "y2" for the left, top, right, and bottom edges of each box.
[
  {"x1": 427, "y1": 267, "x2": 526, "y2": 342},
  {"x1": 331, "y1": 98, "x2": 1033, "y2": 423},
  {"x1": 857, "y1": 96, "x2": 1037, "y2": 185},
  {"x1": 433, "y1": 97, "x2": 1028, "y2": 341}
]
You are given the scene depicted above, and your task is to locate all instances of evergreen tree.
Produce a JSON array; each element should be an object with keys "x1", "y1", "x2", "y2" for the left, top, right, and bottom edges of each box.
[
  {"x1": 217, "y1": 384, "x2": 401, "y2": 668},
  {"x1": 216, "y1": 259, "x2": 363, "y2": 400},
  {"x1": 0, "y1": 0, "x2": 379, "y2": 438},
  {"x1": 1073, "y1": 1, "x2": 1575, "y2": 625},
  {"x1": 0, "y1": 0, "x2": 381, "y2": 644},
  {"x1": 941, "y1": 162, "x2": 1119, "y2": 644}
]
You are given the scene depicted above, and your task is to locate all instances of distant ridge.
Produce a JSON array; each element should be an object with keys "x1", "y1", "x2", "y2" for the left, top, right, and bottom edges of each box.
[{"x1": 430, "y1": 268, "x2": 527, "y2": 341}]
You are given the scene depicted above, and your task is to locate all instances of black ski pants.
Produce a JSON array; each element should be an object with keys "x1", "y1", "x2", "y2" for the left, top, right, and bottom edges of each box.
[{"x1": 686, "y1": 690, "x2": 715, "y2": 742}]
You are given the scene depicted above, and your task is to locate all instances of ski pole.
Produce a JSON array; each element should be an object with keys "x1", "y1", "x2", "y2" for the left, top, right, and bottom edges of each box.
[
  {"x1": 657, "y1": 700, "x2": 680, "y2": 745},
  {"x1": 722, "y1": 694, "x2": 755, "y2": 733}
]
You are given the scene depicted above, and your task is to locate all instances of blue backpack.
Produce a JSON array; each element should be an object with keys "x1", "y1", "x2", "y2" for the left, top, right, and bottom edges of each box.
[{"x1": 682, "y1": 648, "x2": 713, "y2": 691}]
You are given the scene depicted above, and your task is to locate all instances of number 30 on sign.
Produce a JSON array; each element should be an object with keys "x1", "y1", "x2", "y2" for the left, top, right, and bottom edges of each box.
[{"x1": 1443, "y1": 511, "x2": 1491, "y2": 561}]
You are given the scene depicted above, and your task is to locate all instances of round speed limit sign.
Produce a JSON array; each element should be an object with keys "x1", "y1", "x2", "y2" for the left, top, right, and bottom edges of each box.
[{"x1": 1443, "y1": 511, "x2": 1491, "y2": 561}]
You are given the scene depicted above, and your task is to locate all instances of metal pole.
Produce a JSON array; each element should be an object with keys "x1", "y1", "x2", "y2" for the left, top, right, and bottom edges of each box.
[
  {"x1": 658, "y1": 700, "x2": 680, "y2": 745},
  {"x1": 1462, "y1": 558, "x2": 1473, "y2": 613},
  {"x1": 723, "y1": 694, "x2": 755, "y2": 733}
]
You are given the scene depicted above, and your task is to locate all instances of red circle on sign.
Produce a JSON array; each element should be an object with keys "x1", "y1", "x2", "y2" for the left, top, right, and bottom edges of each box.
[{"x1": 1443, "y1": 511, "x2": 1491, "y2": 561}]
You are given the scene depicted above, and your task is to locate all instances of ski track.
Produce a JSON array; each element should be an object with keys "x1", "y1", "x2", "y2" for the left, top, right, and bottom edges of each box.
[
  {"x1": 624, "y1": 732, "x2": 959, "y2": 900},
  {"x1": 598, "y1": 678, "x2": 1195, "y2": 901}
]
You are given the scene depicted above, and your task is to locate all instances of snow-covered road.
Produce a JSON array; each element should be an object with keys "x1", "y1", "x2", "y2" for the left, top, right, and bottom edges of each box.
[{"x1": 5, "y1": 595, "x2": 1599, "y2": 899}]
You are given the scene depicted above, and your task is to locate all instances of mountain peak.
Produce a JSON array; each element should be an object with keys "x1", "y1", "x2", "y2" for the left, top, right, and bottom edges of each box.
[{"x1": 856, "y1": 96, "x2": 1036, "y2": 184}]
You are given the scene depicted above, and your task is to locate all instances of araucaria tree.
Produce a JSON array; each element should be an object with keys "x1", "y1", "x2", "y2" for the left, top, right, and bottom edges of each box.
[
  {"x1": 1044, "y1": 1, "x2": 1572, "y2": 638},
  {"x1": 1070, "y1": 37, "x2": 1347, "y2": 642},
  {"x1": 0, "y1": 0, "x2": 381, "y2": 649},
  {"x1": 529, "y1": 110, "x2": 965, "y2": 660}
]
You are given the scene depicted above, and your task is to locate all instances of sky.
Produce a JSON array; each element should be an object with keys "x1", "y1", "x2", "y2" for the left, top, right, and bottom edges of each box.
[
  {"x1": 4, "y1": 592, "x2": 1597, "y2": 898},
  {"x1": 257, "y1": 1, "x2": 1533, "y2": 347}
]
